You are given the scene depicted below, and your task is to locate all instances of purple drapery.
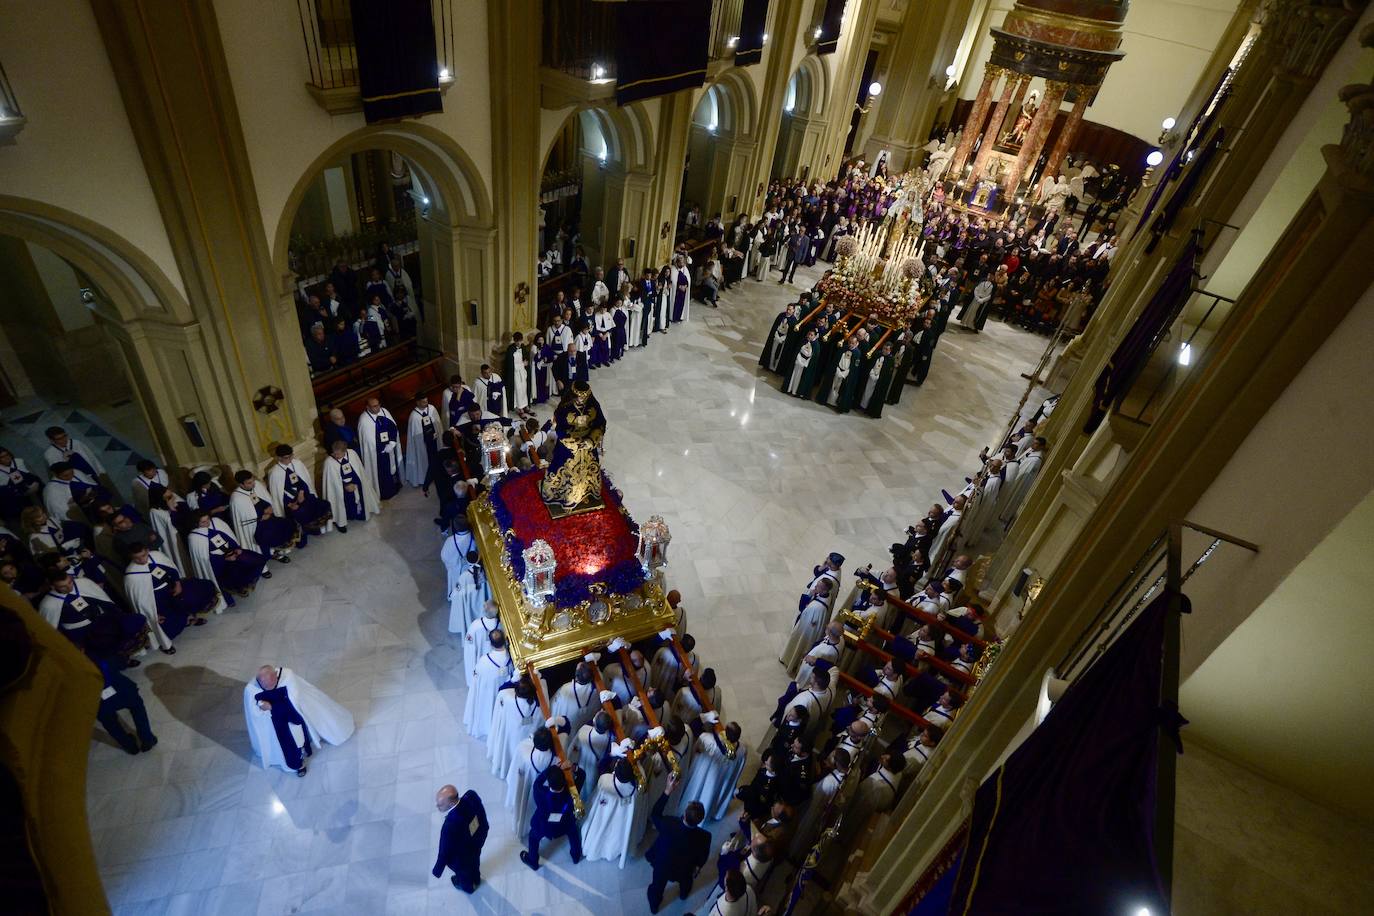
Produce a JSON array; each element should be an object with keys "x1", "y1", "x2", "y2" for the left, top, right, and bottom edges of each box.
[
  {"x1": 1084, "y1": 234, "x2": 1200, "y2": 434},
  {"x1": 945, "y1": 592, "x2": 1185, "y2": 915},
  {"x1": 614, "y1": 1, "x2": 711, "y2": 105}
]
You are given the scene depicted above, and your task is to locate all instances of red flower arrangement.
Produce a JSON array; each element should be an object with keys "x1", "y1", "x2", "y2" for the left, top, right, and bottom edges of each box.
[{"x1": 491, "y1": 468, "x2": 645, "y2": 606}]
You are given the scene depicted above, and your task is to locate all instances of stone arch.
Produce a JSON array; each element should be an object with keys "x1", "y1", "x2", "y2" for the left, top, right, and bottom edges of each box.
[
  {"x1": 774, "y1": 55, "x2": 833, "y2": 180},
  {"x1": 707, "y1": 68, "x2": 761, "y2": 139},
  {"x1": 540, "y1": 102, "x2": 650, "y2": 175},
  {"x1": 271, "y1": 121, "x2": 494, "y2": 277},
  {"x1": 787, "y1": 54, "x2": 830, "y2": 119}
]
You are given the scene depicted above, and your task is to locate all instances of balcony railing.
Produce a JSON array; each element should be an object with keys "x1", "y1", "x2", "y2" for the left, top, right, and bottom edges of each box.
[
  {"x1": 295, "y1": 0, "x2": 456, "y2": 113},
  {"x1": 542, "y1": 0, "x2": 741, "y2": 81},
  {"x1": 0, "y1": 59, "x2": 26, "y2": 145}
]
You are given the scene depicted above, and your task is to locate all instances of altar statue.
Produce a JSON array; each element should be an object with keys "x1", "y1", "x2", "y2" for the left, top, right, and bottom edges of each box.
[
  {"x1": 540, "y1": 381, "x2": 607, "y2": 517},
  {"x1": 925, "y1": 143, "x2": 955, "y2": 182},
  {"x1": 1039, "y1": 174, "x2": 1072, "y2": 215},
  {"x1": 1004, "y1": 91, "x2": 1039, "y2": 147}
]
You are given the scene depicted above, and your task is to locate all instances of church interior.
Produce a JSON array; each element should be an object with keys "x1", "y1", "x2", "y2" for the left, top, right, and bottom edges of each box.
[{"x1": 1, "y1": 1, "x2": 1372, "y2": 914}]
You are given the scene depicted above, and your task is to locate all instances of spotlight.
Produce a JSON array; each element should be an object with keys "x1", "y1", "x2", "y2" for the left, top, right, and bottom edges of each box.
[
  {"x1": 945, "y1": 64, "x2": 956, "y2": 78},
  {"x1": 763, "y1": 33, "x2": 770, "y2": 44},
  {"x1": 868, "y1": 81, "x2": 883, "y2": 97},
  {"x1": 1177, "y1": 342, "x2": 1192, "y2": 366},
  {"x1": 727, "y1": 35, "x2": 738, "y2": 48},
  {"x1": 1161, "y1": 117, "x2": 1176, "y2": 130},
  {"x1": 814, "y1": 27, "x2": 823, "y2": 39},
  {"x1": 439, "y1": 67, "x2": 451, "y2": 81},
  {"x1": 591, "y1": 63, "x2": 607, "y2": 80},
  {"x1": 1146, "y1": 150, "x2": 1164, "y2": 167}
]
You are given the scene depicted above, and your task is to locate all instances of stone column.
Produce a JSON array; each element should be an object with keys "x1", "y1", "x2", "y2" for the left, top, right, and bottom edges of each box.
[
  {"x1": 640, "y1": 91, "x2": 694, "y2": 269},
  {"x1": 1002, "y1": 79, "x2": 1067, "y2": 199},
  {"x1": 950, "y1": 66, "x2": 1002, "y2": 179},
  {"x1": 487, "y1": 0, "x2": 542, "y2": 334},
  {"x1": 90, "y1": 0, "x2": 317, "y2": 469},
  {"x1": 969, "y1": 72, "x2": 1020, "y2": 184},
  {"x1": 740, "y1": 0, "x2": 808, "y2": 211},
  {"x1": 1042, "y1": 88, "x2": 1090, "y2": 183}
]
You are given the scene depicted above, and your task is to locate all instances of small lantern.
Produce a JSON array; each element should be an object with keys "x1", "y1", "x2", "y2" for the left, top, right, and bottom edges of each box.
[
  {"x1": 637, "y1": 515, "x2": 671, "y2": 573},
  {"x1": 480, "y1": 423, "x2": 510, "y2": 478},
  {"x1": 522, "y1": 538, "x2": 556, "y2": 604}
]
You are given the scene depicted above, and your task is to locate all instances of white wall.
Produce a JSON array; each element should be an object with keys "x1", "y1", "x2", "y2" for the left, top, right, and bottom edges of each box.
[
  {"x1": 0, "y1": 0, "x2": 186, "y2": 298},
  {"x1": 211, "y1": 0, "x2": 494, "y2": 259},
  {"x1": 958, "y1": 0, "x2": 1240, "y2": 143}
]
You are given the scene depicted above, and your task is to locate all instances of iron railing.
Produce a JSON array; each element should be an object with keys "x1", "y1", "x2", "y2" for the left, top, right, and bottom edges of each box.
[{"x1": 296, "y1": 0, "x2": 456, "y2": 90}]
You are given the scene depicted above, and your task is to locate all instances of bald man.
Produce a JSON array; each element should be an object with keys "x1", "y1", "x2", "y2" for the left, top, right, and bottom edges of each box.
[{"x1": 433, "y1": 784, "x2": 489, "y2": 894}]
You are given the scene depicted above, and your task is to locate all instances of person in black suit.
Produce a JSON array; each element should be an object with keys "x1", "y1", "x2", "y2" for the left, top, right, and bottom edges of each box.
[
  {"x1": 521, "y1": 766, "x2": 583, "y2": 870},
  {"x1": 645, "y1": 774, "x2": 712, "y2": 913},
  {"x1": 96, "y1": 658, "x2": 157, "y2": 755},
  {"x1": 432, "y1": 784, "x2": 488, "y2": 893}
]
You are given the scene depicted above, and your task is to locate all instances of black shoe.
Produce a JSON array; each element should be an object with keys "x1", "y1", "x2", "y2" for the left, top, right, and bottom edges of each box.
[
  {"x1": 295, "y1": 765, "x2": 308, "y2": 778},
  {"x1": 336, "y1": 526, "x2": 348, "y2": 533},
  {"x1": 277, "y1": 555, "x2": 291, "y2": 564},
  {"x1": 571, "y1": 853, "x2": 583, "y2": 865},
  {"x1": 119, "y1": 742, "x2": 139, "y2": 756},
  {"x1": 519, "y1": 851, "x2": 538, "y2": 871},
  {"x1": 160, "y1": 646, "x2": 176, "y2": 655},
  {"x1": 648, "y1": 899, "x2": 661, "y2": 915},
  {"x1": 124, "y1": 659, "x2": 141, "y2": 669},
  {"x1": 261, "y1": 570, "x2": 272, "y2": 579},
  {"x1": 141, "y1": 735, "x2": 158, "y2": 753}
]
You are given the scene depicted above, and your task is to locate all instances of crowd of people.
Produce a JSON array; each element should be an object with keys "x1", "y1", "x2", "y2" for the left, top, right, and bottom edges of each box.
[{"x1": 297, "y1": 246, "x2": 422, "y2": 376}]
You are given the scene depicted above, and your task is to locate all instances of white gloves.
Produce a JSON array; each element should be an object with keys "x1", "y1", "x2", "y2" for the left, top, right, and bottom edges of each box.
[
  {"x1": 599, "y1": 690, "x2": 617, "y2": 704},
  {"x1": 607, "y1": 637, "x2": 628, "y2": 652}
]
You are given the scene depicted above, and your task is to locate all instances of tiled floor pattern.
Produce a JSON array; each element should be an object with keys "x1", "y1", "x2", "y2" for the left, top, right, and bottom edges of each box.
[{"x1": 86, "y1": 262, "x2": 1045, "y2": 915}]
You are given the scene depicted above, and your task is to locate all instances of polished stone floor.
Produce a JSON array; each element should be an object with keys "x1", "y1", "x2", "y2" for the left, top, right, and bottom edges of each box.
[{"x1": 86, "y1": 262, "x2": 1045, "y2": 915}]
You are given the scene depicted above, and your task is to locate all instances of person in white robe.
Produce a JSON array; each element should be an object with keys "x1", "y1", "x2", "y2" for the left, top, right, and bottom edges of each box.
[
  {"x1": 793, "y1": 622, "x2": 844, "y2": 693},
  {"x1": 649, "y1": 633, "x2": 697, "y2": 698},
  {"x1": 779, "y1": 578, "x2": 833, "y2": 675},
  {"x1": 229, "y1": 472, "x2": 294, "y2": 560},
  {"x1": 37, "y1": 571, "x2": 117, "y2": 631},
  {"x1": 827, "y1": 753, "x2": 904, "y2": 873},
  {"x1": 123, "y1": 548, "x2": 195, "y2": 653},
  {"x1": 959, "y1": 278, "x2": 995, "y2": 331},
  {"x1": 703, "y1": 869, "x2": 762, "y2": 916},
  {"x1": 632, "y1": 734, "x2": 672, "y2": 846},
  {"x1": 186, "y1": 511, "x2": 268, "y2": 602},
  {"x1": 243, "y1": 665, "x2": 355, "y2": 775},
  {"x1": 551, "y1": 662, "x2": 601, "y2": 736},
  {"x1": 130, "y1": 460, "x2": 170, "y2": 517},
  {"x1": 668, "y1": 668, "x2": 722, "y2": 730},
  {"x1": 580, "y1": 757, "x2": 643, "y2": 867},
  {"x1": 506, "y1": 725, "x2": 559, "y2": 839},
  {"x1": 144, "y1": 484, "x2": 189, "y2": 575},
  {"x1": 962, "y1": 460, "x2": 1005, "y2": 549},
  {"x1": 357, "y1": 399, "x2": 402, "y2": 501},
  {"x1": 928, "y1": 494, "x2": 965, "y2": 565},
  {"x1": 996, "y1": 436, "x2": 1046, "y2": 529},
  {"x1": 901, "y1": 728, "x2": 941, "y2": 783},
  {"x1": 463, "y1": 629, "x2": 512, "y2": 740},
  {"x1": 403, "y1": 396, "x2": 442, "y2": 488},
  {"x1": 488, "y1": 675, "x2": 547, "y2": 779},
  {"x1": 320, "y1": 441, "x2": 379, "y2": 532},
  {"x1": 783, "y1": 330, "x2": 818, "y2": 396},
  {"x1": 440, "y1": 524, "x2": 475, "y2": 598},
  {"x1": 576, "y1": 711, "x2": 617, "y2": 799},
  {"x1": 603, "y1": 647, "x2": 652, "y2": 706},
  {"x1": 43, "y1": 427, "x2": 114, "y2": 498},
  {"x1": 450, "y1": 560, "x2": 491, "y2": 635},
  {"x1": 462, "y1": 600, "x2": 501, "y2": 683},
  {"x1": 42, "y1": 465, "x2": 100, "y2": 523},
  {"x1": 679, "y1": 720, "x2": 747, "y2": 821},
  {"x1": 472, "y1": 366, "x2": 507, "y2": 418},
  {"x1": 626, "y1": 295, "x2": 644, "y2": 348},
  {"x1": 267, "y1": 450, "x2": 333, "y2": 536},
  {"x1": 661, "y1": 721, "x2": 694, "y2": 817},
  {"x1": 507, "y1": 337, "x2": 531, "y2": 415}
]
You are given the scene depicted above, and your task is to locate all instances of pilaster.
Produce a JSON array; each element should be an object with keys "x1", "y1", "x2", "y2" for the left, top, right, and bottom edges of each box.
[
  {"x1": 642, "y1": 91, "x2": 695, "y2": 269},
  {"x1": 89, "y1": 0, "x2": 315, "y2": 469}
]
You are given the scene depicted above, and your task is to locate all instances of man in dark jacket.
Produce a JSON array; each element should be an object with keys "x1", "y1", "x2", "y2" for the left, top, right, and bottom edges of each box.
[
  {"x1": 645, "y1": 774, "x2": 712, "y2": 913},
  {"x1": 432, "y1": 784, "x2": 489, "y2": 893},
  {"x1": 96, "y1": 658, "x2": 157, "y2": 755},
  {"x1": 522, "y1": 766, "x2": 583, "y2": 870}
]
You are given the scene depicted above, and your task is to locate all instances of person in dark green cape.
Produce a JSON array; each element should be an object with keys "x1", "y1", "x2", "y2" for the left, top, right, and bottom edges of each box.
[
  {"x1": 775, "y1": 312, "x2": 812, "y2": 384},
  {"x1": 858, "y1": 340, "x2": 898, "y2": 418},
  {"x1": 815, "y1": 336, "x2": 865, "y2": 413},
  {"x1": 759, "y1": 303, "x2": 798, "y2": 372},
  {"x1": 783, "y1": 328, "x2": 824, "y2": 398},
  {"x1": 887, "y1": 326, "x2": 918, "y2": 405},
  {"x1": 911, "y1": 313, "x2": 941, "y2": 386}
]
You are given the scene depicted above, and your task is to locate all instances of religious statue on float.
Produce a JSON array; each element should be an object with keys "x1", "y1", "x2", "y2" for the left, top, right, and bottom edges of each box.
[
  {"x1": 1003, "y1": 89, "x2": 1040, "y2": 147},
  {"x1": 539, "y1": 380, "x2": 607, "y2": 517}
]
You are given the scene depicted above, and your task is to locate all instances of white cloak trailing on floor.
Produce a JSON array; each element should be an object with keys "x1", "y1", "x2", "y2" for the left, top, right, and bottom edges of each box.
[
  {"x1": 229, "y1": 482, "x2": 277, "y2": 551},
  {"x1": 463, "y1": 648, "x2": 512, "y2": 740},
  {"x1": 679, "y1": 731, "x2": 748, "y2": 821},
  {"x1": 356, "y1": 408, "x2": 401, "y2": 496},
  {"x1": 440, "y1": 528, "x2": 475, "y2": 597},
  {"x1": 487, "y1": 684, "x2": 546, "y2": 778},
  {"x1": 580, "y1": 772, "x2": 642, "y2": 867},
  {"x1": 505, "y1": 742, "x2": 557, "y2": 839},
  {"x1": 403, "y1": 405, "x2": 442, "y2": 487},
  {"x1": 242, "y1": 668, "x2": 355, "y2": 772},
  {"x1": 321, "y1": 449, "x2": 380, "y2": 524}
]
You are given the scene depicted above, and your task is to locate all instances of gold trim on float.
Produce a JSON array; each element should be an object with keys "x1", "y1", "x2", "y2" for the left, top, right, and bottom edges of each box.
[{"x1": 466, "y1": 494, "x2": 676, "y2": 671}]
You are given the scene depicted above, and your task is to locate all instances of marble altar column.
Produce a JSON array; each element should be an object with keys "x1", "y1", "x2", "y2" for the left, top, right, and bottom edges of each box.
[
  {"x1": 1042, "y1": 89, "x2": 1091, "y2": 184},
  {"x1": 969, "y1": 72, "x2": 1021, "y2": 185},
  {"x1": 1002, "y1": 79, "x2": 1067, "y2": 199},
  {"x1": 949, "y1": 66, "x2": 1002, "y2": 180}
]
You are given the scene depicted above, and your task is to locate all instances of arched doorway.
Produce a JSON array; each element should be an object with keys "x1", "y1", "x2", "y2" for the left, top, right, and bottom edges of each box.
[
  {"x1": 772, "y1": 56, "x2": 829, "y2": 181},
  {"x1": 273, "y1": 123, "x2": 494, "y2": 364},
  {"x1": 680, "y1": 72, "x2": 757, "y2": 232},
  {"x1": 540, "y1": 105, "x2": 644, "y2": 274},
  {"x1": 0, "y1": 196, "x2": 256, "y2": 481}
]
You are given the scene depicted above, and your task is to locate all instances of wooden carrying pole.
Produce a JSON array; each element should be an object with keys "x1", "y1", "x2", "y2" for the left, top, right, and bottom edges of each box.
[
  {"x1": 668, "y1": 635, "x2": 735, "y2": 757},
  {"x1": 613, "y1": 646, "x2": 681, "y2": 777},
  {"x1": 853, "y1": 617, "x2": 976, "y2": 691},
  {"x1": 527, "y1": 661, "x2": 583, "y2": 816},
  {"x1": 834, "y1": 669, "x2": 928, "y2": 727},
  {"x1": 858, "y1": 581, "x2": 988, "y2": 649}
]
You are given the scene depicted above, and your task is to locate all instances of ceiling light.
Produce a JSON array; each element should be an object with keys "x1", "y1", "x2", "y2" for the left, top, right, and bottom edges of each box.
[
  {"x1": 727, "y1": 35, "x2": 738, "y2": 48},
  {"x1": 763, "y1": 33, "x2": 770, "y2": 44},
  {"x1": 814, "y1": 27, "x2": 823, "y2": 39},
  {"x1": 945, "y1": 64, "x2": 956, "y2": 78},
  {"x1": 1177, "y1": 342, "x2": 1192, "y2": 366},
  {"x1": 868, "y1": 81, "x2": 883, "y2": 97},
  {"x1": 591, "y1": 63, "x2": 606, "y2": 80},
  {"x1": 1161, "y1": 117, "x2": 1176, "y2": 130},
  {"x1": 439, "y1": 67, "x2": 450, "y2": 81},
  {"x1": 1146, "y1": 150, "x2": 1164, "y2": 167}
]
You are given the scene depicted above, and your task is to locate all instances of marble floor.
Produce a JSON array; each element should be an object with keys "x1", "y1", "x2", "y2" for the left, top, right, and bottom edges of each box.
[{"x1": 86, "y1": 262, "x2": 1046, "y2": 915}]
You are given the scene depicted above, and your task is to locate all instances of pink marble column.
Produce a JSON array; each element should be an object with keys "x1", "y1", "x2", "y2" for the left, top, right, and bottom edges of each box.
[
  {"x1": 1002, "y1": 79, "x2": 1066, "y2": 199},
  {"x1": 1042, "y1": 89, "x2": 1090, "y2": 183},
  {"x1": 950, "y1": 66, "x2": 1002, "y2": 180},
  {"x1": 970, "y1": 73, "x2": 1022, "y2": 185}
]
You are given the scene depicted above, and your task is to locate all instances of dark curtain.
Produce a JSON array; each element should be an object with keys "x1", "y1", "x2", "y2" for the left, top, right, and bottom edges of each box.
[
  {"x1": 615, "y1": 1, "x2": 711, "y2": 105},
  {"x1": 350, "y1": 0, "x2": 442, "y2": 123},
  {"x1": 817, "y1": 0, "x2": 848, "y2": 55},
  {"x1": 946, "y1": 592, "x2": 1185, "y2": 914},
  {"x1": 735, "y1": 0, "x2": 770, "y2": 67},
  {"x1": 1084, "y1": 234, "x2": 1200, "y2": 434},
  {"x1": 1144, "y1": 127, "x2": 1226, "y2": 254}
]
